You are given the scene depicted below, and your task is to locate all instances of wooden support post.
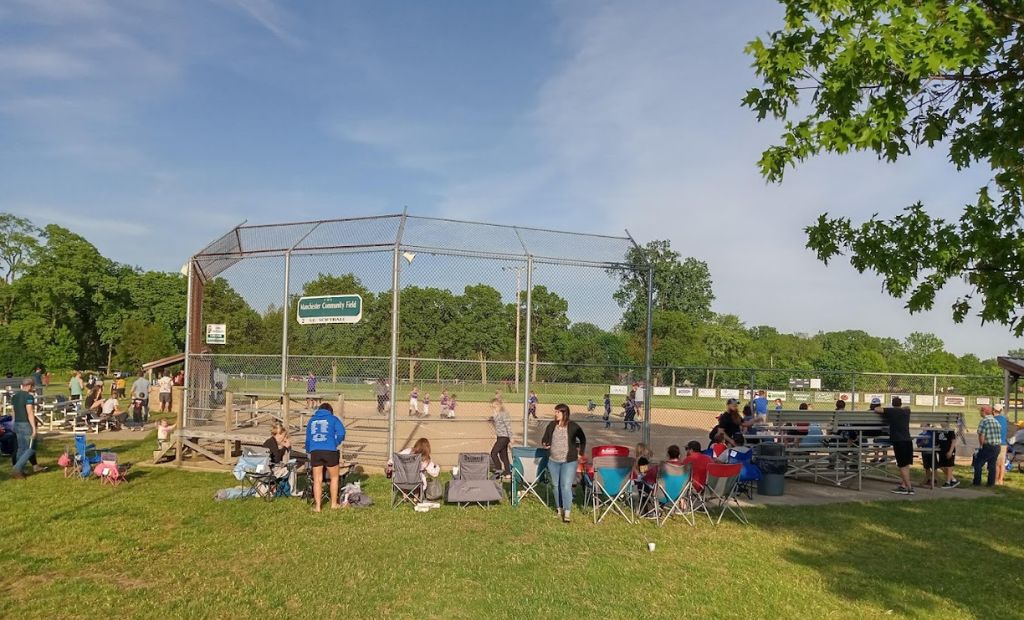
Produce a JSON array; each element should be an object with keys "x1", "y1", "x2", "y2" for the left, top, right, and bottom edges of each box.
[
  {"x1": 337, "y1": 393, "x2": 345, "y2": 419},
  {"x1": 224, "y1": 391, "x2": 233, "y2": 461},
  {"x1": 174, "y1": 400, "x2": 184, "y2": 467},
  {"x1": 282, "y1": 393, "x2": 290, "y2": 432}
]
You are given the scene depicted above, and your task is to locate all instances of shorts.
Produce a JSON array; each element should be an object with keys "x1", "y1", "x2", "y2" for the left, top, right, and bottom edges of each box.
[
  {"x1": 922, "y1": 448, "x2": 955, "y2": 469},
  {"x1": 70, "y1": 394, "x2": 81, "y2": 401},
  {"x1": 159, "y1": 392, "x2": 171, "y2": 404},
  {"x1": 309, "y1": 450, "x2": 339, "y2": 468},
  {"x1": 998, "y1": 445, "x2": 1008, "y2": 465},
  {"x1": 892, "y1": 441, "x2": 914, "y2": 468}
]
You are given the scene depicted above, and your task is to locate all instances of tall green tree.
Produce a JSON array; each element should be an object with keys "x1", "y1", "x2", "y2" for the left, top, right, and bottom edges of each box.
[
  {"x1": 746, "y1": 1, "x2": 1024, "y2": 334},
  {"x1": 613, "y1": 240, "x2": 715, "y2": 331}
]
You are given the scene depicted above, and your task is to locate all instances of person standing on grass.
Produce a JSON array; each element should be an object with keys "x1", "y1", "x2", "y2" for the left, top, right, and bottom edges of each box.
[
  {"x1": 10, "y1": 378, "x2": 38, "y2": 479},
  {"x1": 131, "y1": 372, "x2": 151, "y2": 422},
  {"x1": 305, "y1": 402, "x2": 346, "y2": 512},
  {"x1": 305, "y1": 372, "x2": 318, "y2": 409},
  {"x1": 31, "y1": 366, "x2": 44, "y2": 398},
  {"x1": 919, "y1": 424, "x2": 959, "y2": 489},
  {"x1": 993, "y1": 404, "x2": 1009, "y2": 485},
  {"x1": 753, "y1": 390, "x2": 769, "y2": 417},
  {"x1": 157, "y1": 372, "x2": 173, "y2": 413},
  {"x1": 875, "y1": 397, "x2": 915, "y2": 495},
  {"x1": 489, "y1": 398, "x2": 512, "y2": 477},
  {"x1": 68, "y1": 371, "x2": 84, "y2": 402},
  {"x1": 975, "y1": 406, "x2": 1001, "y2": 487},
  {"x1": 541, "y1": 403, "x2": 586, "y2": 524}
]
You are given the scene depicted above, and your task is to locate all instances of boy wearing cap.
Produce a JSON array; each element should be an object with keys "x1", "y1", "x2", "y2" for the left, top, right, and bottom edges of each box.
[{"x1": 993, "y1": 404, "x2": 1009, "y2": 485}]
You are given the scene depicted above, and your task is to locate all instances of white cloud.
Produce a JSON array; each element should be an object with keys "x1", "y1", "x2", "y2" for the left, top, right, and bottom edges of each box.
[
  {"x1": 222, "y1": 0, "x2": 301, "y2": 47},
  {"x1": 0, "y1": 47, "x2": 93, "y2": 78}
]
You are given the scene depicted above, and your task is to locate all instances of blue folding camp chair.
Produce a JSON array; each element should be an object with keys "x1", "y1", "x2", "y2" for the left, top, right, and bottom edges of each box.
[
  {"x1": 73, "y1": 433, "x2": 100, "y2": 478},
  {"x1": 592, "y1": 455, "x2": 635, "y2": 524},
  {"x1": 511, "y1": 446, "x2": 550, "y2": 507},
  {"x1": 656, "y1": 462, "x2": 694, "y2": 526},
  {"x1": 726, "y1": 447, "x2": 761, "y2": 500}
]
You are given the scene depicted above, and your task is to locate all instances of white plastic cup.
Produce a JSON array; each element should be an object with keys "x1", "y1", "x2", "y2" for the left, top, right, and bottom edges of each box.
[{"x1": 648, "y1": 542, "x2": 656, "y2": 552}]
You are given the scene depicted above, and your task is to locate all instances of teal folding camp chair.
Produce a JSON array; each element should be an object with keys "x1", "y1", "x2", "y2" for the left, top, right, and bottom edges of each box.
[
  {"x1": 511, "y1": 446, "x2": 550, "y2": 506},
  {"x1": 592, "y1": 455, "x2": 635, "y2": 524},
  {"x1": 656, "y1": 462, "x2": 694, "y2": 526}
]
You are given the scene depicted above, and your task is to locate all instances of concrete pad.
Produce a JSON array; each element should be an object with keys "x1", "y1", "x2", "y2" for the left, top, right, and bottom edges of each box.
[{"x1": 743, "y1": 478, "x2": 994, "y2": 508}]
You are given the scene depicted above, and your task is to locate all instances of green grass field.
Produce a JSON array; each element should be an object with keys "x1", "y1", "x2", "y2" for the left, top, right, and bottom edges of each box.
[{"x1": 1, "y1": 430, "x2": 1022, "y2": 619}]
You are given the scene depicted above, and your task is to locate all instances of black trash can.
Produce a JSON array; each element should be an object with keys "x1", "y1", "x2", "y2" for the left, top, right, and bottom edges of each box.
[{"x1": 754, "y1": 443, "x2": 787, "y2": 496}]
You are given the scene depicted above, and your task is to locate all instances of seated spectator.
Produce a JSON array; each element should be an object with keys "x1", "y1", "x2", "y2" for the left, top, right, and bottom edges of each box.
[
  {"x1": 835, "y1": 400, "x2": 846, "y2": 411},
  {"x1": 100, "y1": 396, "x2": 127, "y2": 428},
  {"x1": 664, "y1": 444, "x2": 684, "y2": 466},
  {"x1": 682, "y1": 440, "x2": 712, "y2": 491},
  {"x1": 263, "y1": 421, "x2": 292, "y2": 464},
  {"x1": 387, "y1": 437, "x2": 440, "y2": 488},
  {"x1": 633, "y1": 442, "x2": 657, "y2": 489},
  {"x1": 84, "y1": 387, "x2": 104, "y2": 415},
  {"x1": 741, "y1": 404, "x2": 756, "y2": 432}
]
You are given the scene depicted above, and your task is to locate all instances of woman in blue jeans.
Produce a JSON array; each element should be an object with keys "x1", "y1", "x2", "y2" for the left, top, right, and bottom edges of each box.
[{"x1": 541, "y1": 404, "x2": 586, "y2": 523}]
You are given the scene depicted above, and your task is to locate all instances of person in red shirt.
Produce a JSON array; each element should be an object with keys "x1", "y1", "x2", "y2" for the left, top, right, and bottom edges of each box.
[{"x1": 682, "y1": 440, "x2": 713, "y2": 491}]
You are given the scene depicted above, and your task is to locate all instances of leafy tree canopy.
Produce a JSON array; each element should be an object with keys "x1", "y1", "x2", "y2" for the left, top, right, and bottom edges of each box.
[{"x1": 746, "y1": 0, "x2": 1024, "y2": 333}]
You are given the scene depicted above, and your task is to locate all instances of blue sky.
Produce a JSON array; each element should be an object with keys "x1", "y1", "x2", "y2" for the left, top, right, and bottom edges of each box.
[{"x1": 1, "y1": 0, "x2": 1019, "y2": 357}]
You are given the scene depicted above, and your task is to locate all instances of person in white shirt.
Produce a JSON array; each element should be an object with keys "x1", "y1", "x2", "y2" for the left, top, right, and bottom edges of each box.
[
  {"x1": 157, "y1": 372, "x2": 174, "y2": 413},
  {"x1": 101, "y1": 397, "x2": 127, "y2": 428}
]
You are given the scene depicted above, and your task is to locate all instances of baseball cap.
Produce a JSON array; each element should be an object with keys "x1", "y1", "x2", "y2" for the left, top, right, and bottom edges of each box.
[
  {"x1": 869, "y1": 397, "x2": 881, "y2": 406},
  {"x1": 726, "y1": 398, "x2": 739, "y2": 405}
]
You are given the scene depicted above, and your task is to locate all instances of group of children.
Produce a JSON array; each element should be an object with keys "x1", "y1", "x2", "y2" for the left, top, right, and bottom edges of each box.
[
  {"x1": 631, "y1": 441, "x2": 716, "y2": 495},
  {"x1": 408, "y1": 387, "x2": 457, "y2": 419}
]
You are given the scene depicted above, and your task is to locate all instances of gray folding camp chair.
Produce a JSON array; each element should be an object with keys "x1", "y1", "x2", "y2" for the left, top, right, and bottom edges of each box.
[
  {"x1": 391, "y1": 452, "x2": 424, "y2": 508},
  {"x1": 704, "y1": 462, "x2": 749, "y2": 525},
  {"x1": 447, "y1": 452, "x2": 503, "y2": 508}
]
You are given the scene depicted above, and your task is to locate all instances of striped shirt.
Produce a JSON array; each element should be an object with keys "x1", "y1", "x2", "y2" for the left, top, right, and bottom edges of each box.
[{"x1": 978, "y1": 417, "x2": 1002, "y2": 446}]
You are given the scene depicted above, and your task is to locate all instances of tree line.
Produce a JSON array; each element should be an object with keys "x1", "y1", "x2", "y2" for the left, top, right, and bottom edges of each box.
[{"x1": 0, "y1": 214, "x2": 1010, "y2": 384}]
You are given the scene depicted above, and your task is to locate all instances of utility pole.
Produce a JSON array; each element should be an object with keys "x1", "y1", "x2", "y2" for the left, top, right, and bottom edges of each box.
[{"x1": 503, "y1": 266, "x2": 525, "y2": 392}]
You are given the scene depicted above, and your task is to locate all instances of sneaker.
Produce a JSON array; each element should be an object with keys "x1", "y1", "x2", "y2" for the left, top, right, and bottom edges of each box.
[
  {"x1": 11, "y1": 471, "x2": 25, "y2": 479},
  {"x1": 562, "y1": 512, "x2": 571, "y2": 524},
  {"x1": 32, "y1": 465, "x2": 48, "y2": 473},
  {"x1": 941, "y1": 479, "x2": 960, "y2": 489},
  {"x1": 890, "y1": 486, "x2": 914, "y2": 495},
  {"x1": 557, "y1": 509, "x2": 564, "y2": 520}
]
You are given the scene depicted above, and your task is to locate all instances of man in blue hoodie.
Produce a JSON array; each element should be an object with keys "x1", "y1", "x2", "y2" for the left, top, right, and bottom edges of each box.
[{"x1": 305, "y1": 402, "x2": 346, "y2": 512}]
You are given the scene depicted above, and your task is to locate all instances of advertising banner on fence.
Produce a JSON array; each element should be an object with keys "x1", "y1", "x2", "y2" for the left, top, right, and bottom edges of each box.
[
  {"x1": 892, "y1": 394, "x2": 912, "y2": 405},
  {"x1": 814, "y1": 392, "x2": 836, "y2": 403},
  {"x1": 205, "y1": 323, "x2": 226, "y2": 345},
  {"x1": 609, "y1": 385, "x2": 628, "y2": 395},
  {"x1": 943, "y1": 395, "x2": 967, "y2": 407},
  {"x1": 698, "y1": 388, "x2": 717, "y2": 398},
  {"x1": 915, "y1": 395, "x2": 935, "y2": 407},
  {"x1": 720, "y1": 388, "x2": 740, "y2": 400},
  {"x1": 653, "y1": 386, "x2": 670, "y2": 396},
  {"x1": 792, "y1": 392, "x2": 811, "y2": 402},
  {"x1": 861, "y1": 393, "x2": 885, "y2": 405},
  {"x1": 675, "y1": 387, "x2": 694, "y2": 397},
  {"x1": 767, "y1": 390, "x2": 786, "y2": 401},
  {"x1": 976, "y1": 396, "x2": 991, "y2": 405},
  {"x1": 810, "y1": 378, "x2": 822, "y2": 390}
]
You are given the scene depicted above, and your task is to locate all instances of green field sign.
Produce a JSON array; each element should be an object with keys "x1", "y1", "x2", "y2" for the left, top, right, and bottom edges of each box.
[{"x1": 296, "y1": 294, "x2": 363, "y2": 325}]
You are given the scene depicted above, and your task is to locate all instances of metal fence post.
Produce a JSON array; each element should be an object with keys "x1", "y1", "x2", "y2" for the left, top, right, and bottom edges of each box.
[
  {"x1": 643, "y1": 265, "x2": 654, "y2": 446},
  {"x1": 850, "y1": 373, "x2": 857, "y2": 411},
  {"x1": 521, "y1": 256, "x2": 534, "y2": 445},
  {"x1": 280, "y1": 251, "x2": 291, "y2": 395},
  {"x1": 389, "y1": 213, "x2": 407, "y2": 458},
  {"x1": 932, "y1": 375, "x2": 938, "y2": 412}
]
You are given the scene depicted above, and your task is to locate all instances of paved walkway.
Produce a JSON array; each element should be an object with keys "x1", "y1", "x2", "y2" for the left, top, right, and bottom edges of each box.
[{"x1": 745, "y1": 478, "x2": 994, "y2": 507}]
